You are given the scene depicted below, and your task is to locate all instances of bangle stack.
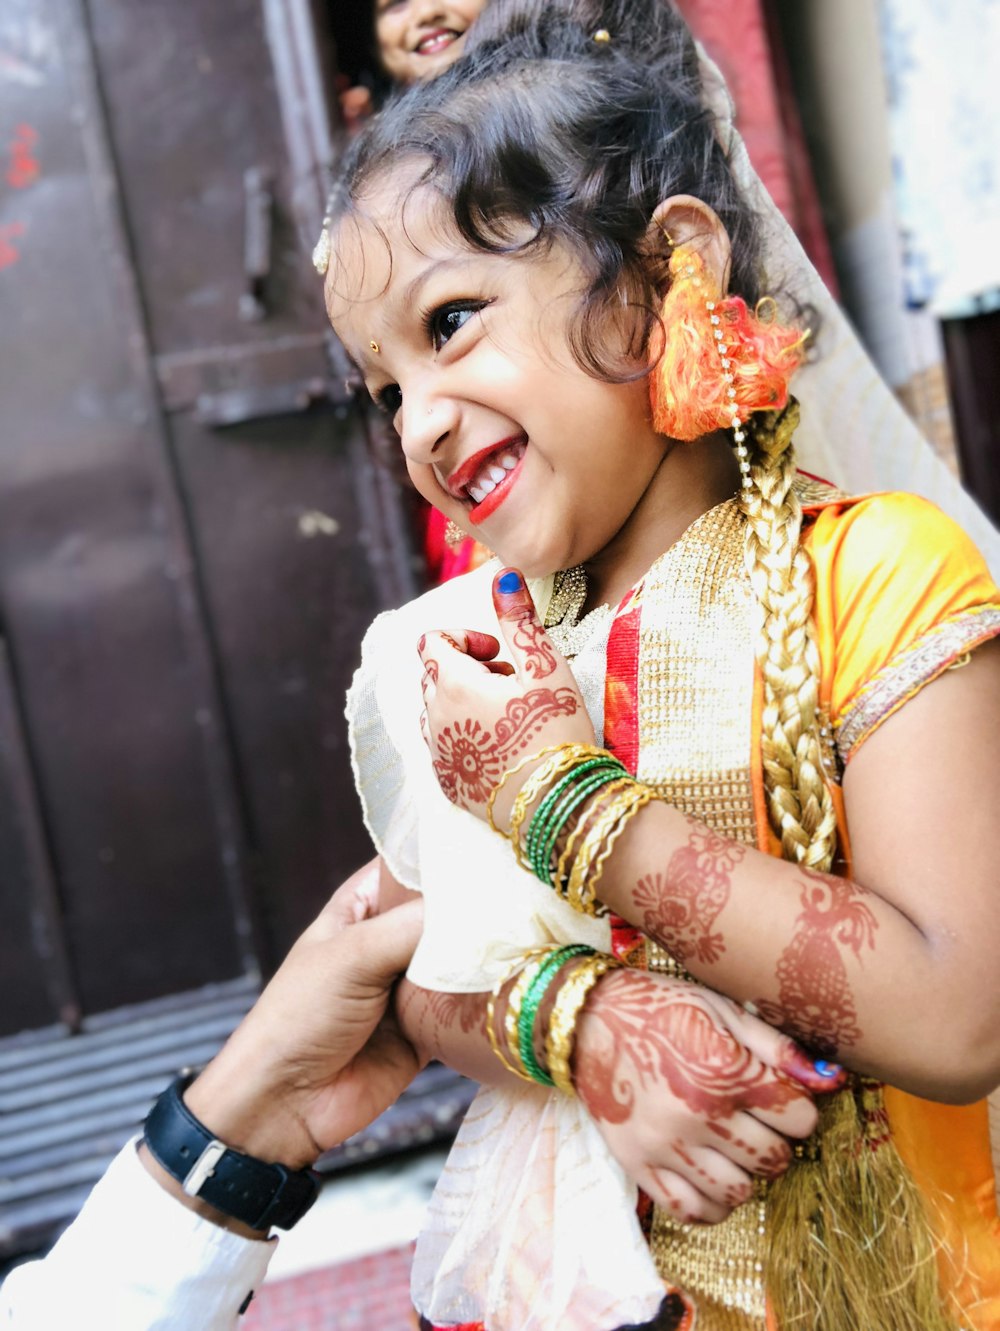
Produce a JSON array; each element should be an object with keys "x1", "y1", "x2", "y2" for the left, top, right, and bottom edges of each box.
[
  {"x1": 494, "y1": 743, "x2": 658, "y2": 916},
  {"x1": 487, "y1": 945, "x2": 621, "y2": 1091}
]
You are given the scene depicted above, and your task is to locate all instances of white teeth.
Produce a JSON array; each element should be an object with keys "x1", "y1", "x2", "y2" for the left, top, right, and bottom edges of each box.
[{"x1": 464, "y1": 441, "x2": 526, "y2": 505}]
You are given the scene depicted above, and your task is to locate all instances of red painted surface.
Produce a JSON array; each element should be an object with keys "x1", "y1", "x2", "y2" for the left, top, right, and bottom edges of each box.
[
  {"x1": 6, "y1": 123, "x2": 40, "y2": 189},
  {"x1": 244, "y1": 1243, "x2": 418, "y2": 1331},
  {"x1": 0, "y1": 221, "x2": 24, "y2": 270}
]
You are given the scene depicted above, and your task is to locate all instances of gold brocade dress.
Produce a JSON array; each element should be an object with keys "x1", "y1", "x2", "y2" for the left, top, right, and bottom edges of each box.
[
  {"x1": 349, "y1": 484, "x2": 1000, "y2": 1331},
  {"x1": 545, "y1": 486, "x2": 1000, "y2": 1331}
]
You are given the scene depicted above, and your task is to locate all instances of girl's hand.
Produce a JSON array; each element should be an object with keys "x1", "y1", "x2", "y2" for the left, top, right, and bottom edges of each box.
[
  {"x1": 419, "y1": 568, "x2": 596, "y2": 823},
  {"x1": 573, "y1": 970, "x2": 843, "y2": 1223}
]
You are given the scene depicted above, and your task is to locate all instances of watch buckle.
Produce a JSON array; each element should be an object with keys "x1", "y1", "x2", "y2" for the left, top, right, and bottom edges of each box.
[{"x1": 183, "y1": 1139, "x2": 228, "y2": 1197}]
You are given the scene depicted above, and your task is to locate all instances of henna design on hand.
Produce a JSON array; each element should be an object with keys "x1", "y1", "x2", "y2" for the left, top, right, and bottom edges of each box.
[
  {"x1": 754, "y1": 1140, "x2": 791, "y2": 1179},
  {"x1": 399, "y1": 986, "x2": 487, "y2": 1062},
  {"x1": 753, "y1": 868, "x2": 877, "y2": 1057},
  {"x1": 575, "y1": 975, "x2": 799, "y2": 1126},
  {"x1": 633, "y1": 823, "x2": 746, "y2": 965},
  {"x1": 493, "y1": 686, "x2": 579, "y2": 757},
  {"x1": 424, "y1": 990, "x2": 488, "y2": 1040},
  {"x1": 432, "y1": 688, "x2": 579, "y2": 809},
  {"x1": 508, "y1": 606, "x2": 558, "y2": 679},
  {"x1": 669, "y1": 1138, "x2": 719, "y2": 1188},
  {"x1": 421, "y1": 656, "x2": 440, "y2": 695},
  {"x1": 433, "y1": 719, "x2": 504, "y2": 806}
]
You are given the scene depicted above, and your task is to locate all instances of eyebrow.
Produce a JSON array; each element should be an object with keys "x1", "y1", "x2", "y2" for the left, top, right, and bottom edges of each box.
[
  {"x1": 342, "y1": 254, "x2": 482, "y2": 373},
  {"x1": 399, "y1": 255, "x2": 479, "y2": 311}
]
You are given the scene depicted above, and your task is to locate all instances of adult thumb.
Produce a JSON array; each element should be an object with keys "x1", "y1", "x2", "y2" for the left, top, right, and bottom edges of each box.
[{"x1": 345, "y1": 899, "x2": 424, "y2": 988}]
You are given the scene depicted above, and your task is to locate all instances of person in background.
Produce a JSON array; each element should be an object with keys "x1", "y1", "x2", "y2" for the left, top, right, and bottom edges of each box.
[{"x1": 338, "y1": 1, "x2": 488, "y2": 131}]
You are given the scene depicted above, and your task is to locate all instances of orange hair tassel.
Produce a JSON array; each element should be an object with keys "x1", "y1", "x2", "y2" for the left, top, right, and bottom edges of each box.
[{"x1": 649, "y1": 247, "x2": 807, "y2": 441}]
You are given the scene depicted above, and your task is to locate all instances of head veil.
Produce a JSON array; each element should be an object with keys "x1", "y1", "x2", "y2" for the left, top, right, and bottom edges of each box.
[{"x1": 693, "y1": 44, "x2": 1000, "y2": 576}]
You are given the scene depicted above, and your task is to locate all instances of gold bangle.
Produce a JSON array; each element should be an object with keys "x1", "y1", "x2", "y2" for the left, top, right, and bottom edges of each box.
[
  {"x1": 585, "y1": 784, "x2": 657, "y2": 908},
  {"x1": 567, "y1": 781, "x2": 654, "y2": 915},
  {"x1": 486, "y1": 948, "x2": 555, "y2": 1082},
  {"x1": 558, "y1": 777, "x2": 634, "y2": 908},
  {"x1": 487, "y1": 743, "x2": 567, "y2": 838},
  {"x1": 508, "y1": 745, "x2": 610, "y2": 868},
  {"x1": 565, "y1": 782, "x2": 635, "y2": 914},
  {"x1": 545, "y1": 954, "x2": 622, "y2": 1095}
]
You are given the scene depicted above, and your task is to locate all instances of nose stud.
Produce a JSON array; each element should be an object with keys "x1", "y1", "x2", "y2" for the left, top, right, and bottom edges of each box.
[{"x1": 369, "y1": 340, "x2": 380, "y2": 354}]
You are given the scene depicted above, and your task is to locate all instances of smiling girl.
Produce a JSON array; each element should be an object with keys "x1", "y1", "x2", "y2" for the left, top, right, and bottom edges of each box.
[{"x1": 319, "y1": 1, "x2": 1000, "y2": 1328}]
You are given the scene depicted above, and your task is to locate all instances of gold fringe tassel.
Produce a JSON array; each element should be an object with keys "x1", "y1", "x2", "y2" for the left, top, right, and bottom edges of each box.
[{"x1": 766, "y1": 1079, "x2": 954, "y2": 1330}]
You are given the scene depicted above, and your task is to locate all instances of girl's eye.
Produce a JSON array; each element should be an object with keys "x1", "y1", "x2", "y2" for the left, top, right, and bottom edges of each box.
[{"x1": 428, "y1": 301, "x2": 490, "y2": 351}]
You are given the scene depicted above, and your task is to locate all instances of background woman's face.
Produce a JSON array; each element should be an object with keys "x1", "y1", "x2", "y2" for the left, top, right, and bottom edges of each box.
[{"x1": 375, "y1": 0, "x2": 487, "y2": 85}]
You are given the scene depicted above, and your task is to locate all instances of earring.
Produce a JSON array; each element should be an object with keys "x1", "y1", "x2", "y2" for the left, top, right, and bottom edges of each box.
[
  {"x1": 312, "y1": 217, "x2": 331, "y2": 276},
  {"x1": 444, "y1": 520, "x2": 467, "y2": 551},
  {"x1": 648, "y1": 247, "x2": 807, "y2": 488}
]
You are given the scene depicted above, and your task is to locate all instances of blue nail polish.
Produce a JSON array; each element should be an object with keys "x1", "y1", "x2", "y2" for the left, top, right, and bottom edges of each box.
[
  {"x1": 497, "y1": 570, "x2": 523, "y2": 594},
  {"x1": 813, "y1": 1060, "x2": 843, "y2": 1079}
]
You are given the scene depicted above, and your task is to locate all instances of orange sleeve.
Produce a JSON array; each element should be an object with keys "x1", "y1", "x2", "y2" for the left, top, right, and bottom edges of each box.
[{"x1": 805, "y1": 492, "x2": 1000, "y2": 764}]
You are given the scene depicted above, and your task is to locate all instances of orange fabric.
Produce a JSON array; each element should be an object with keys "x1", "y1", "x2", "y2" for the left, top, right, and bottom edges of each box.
[
  {"x1": 884, "y1": 1091, "x2": 1000, "y2": 1328},
  {"x1": 802, "y1": 492, "x2": 1000, "y2": 1328},
  {"x1": 805, "y1": 492, "x2": 1000, "y2": 758}
]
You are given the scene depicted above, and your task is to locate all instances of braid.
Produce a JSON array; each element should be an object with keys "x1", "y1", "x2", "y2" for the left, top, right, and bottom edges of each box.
[{"x1": 739, "y1": 400, "x2": 838, "y2": 871}]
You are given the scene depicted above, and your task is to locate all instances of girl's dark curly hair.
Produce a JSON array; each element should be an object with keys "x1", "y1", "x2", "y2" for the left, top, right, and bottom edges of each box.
[{"x1": 327, "y1": 0, "x2": 768, "y2": 382}]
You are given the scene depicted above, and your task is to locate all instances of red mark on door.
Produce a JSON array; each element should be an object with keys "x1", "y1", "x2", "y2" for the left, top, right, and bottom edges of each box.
[
  {"x1": 6, "y1": 123, "x2": 40, "y2": 189},
  {"x1": 0, "y1": 222, "x2": 24, "y2": 270}
]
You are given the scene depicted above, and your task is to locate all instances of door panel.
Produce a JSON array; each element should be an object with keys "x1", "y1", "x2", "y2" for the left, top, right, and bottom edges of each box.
[
  {"x1": 0, "y1": 0, "x2": 418, "y2": 1031},
  {"x1": 0, "y1": 0, "x2": 251, "y2": 1029}
]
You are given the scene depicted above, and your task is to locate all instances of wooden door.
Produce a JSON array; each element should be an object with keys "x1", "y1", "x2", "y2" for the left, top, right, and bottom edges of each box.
[{"x1": 0, "y1": 0, "x2": 419, "y2": 1038}]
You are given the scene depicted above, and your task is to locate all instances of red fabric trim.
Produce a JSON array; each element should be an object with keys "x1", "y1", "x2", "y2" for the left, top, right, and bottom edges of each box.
[{"x1": 603, "y1": 590, "x2": 647, "y2": 968}]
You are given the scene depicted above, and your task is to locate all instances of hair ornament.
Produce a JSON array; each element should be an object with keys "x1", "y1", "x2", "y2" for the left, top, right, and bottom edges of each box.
[
  {"x1": 649, "y1": 246, "x2": 807, "y2": 444},
  {"x1": 312, "y1": 218, "x2": 331, "y2": 276},
  {"x1": 592, "y1": 28, "x2": 612, "y2": 44}
]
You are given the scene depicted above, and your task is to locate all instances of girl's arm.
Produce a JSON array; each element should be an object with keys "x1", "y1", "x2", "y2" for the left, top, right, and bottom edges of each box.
[
  {"x1": 587, "y1": 640, "x2": 1000, "y2": 1102},
  {"x1": 419, "y1": 584, "x2": 1000, "y2": 1104},
  {"x1": 377, "y1": 864, "x2": 834, "y2": 1224}
]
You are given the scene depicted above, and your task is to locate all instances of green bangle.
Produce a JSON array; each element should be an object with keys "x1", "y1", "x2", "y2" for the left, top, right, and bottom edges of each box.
[
  {"x1": 517, "y1": 944, "x2": 593, "y2": 1085},
  {"x1": 525, "y1": 759, "x2": 625, "y2": 880},
  {"x1": 525, "y1": 761, "x2": 607, "y2": 869},
  {"x1": 533, "y1": 769, "x2": 622, "y2": 887}
]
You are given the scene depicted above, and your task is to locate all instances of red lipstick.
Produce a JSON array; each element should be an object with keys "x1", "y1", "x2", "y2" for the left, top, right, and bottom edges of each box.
[{"x1": 445, "y1": 435, "x2": 526, "y2": 499}]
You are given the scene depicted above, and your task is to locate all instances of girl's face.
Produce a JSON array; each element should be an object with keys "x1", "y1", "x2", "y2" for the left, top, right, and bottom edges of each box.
[
  {"x1": 375, "y1": 0, "x2": 487, "y2": 86},
  {"x1": 326, "y1": 182, "x2": 672, "y2": 581}
]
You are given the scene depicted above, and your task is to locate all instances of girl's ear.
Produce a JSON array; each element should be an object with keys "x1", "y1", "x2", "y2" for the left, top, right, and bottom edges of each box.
[{"x1": 647, "y1": 195, "x2": 732, "y2": 295}]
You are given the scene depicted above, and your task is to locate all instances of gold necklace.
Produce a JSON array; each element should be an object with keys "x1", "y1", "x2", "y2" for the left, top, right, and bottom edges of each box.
[{"x1": 545, "y1": 567, "x2": 614, "y2": 659}]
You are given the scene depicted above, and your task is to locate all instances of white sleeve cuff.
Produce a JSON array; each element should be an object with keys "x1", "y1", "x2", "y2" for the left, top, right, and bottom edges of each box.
[{"x1": 1, "y1": 1138, "x2": 278, "y2": 1330}]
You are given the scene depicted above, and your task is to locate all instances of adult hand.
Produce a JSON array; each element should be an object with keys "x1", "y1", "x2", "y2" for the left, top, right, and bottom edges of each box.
[
  {"x1": 573, "y1": 970, "x2": 843, "y2": 1223},
  {"x1": 181, "y1": 859, "x2": 422, "y2": 1172},
  {"x1": 419, "y1": 567, "x2": 594, "y2": 824}
]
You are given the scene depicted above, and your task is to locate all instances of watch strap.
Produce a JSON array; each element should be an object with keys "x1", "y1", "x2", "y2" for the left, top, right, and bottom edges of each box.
[{"x1": 143, "y1": 1074, "x2": 319, "y2": 1232}]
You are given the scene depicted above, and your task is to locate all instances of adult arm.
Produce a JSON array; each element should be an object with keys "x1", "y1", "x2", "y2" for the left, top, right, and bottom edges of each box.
[{"x1": 1, "y1": 862, "x2": 422, "y2": 1331}]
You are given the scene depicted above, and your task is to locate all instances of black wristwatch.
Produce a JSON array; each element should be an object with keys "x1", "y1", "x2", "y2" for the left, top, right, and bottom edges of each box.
[{"x1": 143, "y1": 1073, "x2": 319, "y2": 1231}]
